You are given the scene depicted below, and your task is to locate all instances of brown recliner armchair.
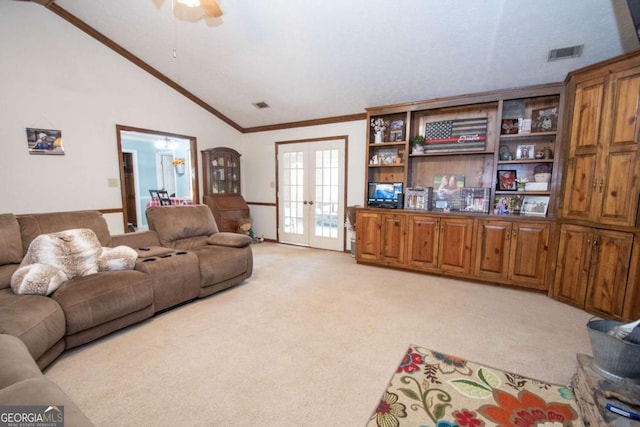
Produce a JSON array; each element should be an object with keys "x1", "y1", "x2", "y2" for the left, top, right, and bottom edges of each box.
[{"x1": 145, "y1": 204, "x2": 253, "y2": 297}]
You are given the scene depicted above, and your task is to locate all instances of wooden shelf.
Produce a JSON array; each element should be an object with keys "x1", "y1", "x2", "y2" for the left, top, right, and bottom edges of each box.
[
  {"x1": 495, "y1": 190, "x2": 550, "y2": 196},
  {"x1": 498, "y1": 159, "x2": 554, "y2": 165},
  {"x1": 410, "y1": 150, "x2": 493, "y2": 158},
  {"x1": 499, "y1": 131, "x2": 556, "y2": 140},
  {"x1": 369, "y1": 141, "x2": 406, "y2": 147}
]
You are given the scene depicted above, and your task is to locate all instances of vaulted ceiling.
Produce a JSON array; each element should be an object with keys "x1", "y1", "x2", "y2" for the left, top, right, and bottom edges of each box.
[{"x1": 23, "y1": 0, "x2": 640, "y2": 131}]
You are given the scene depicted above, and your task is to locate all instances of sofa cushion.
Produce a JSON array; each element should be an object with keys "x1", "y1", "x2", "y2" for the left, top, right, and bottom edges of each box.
[
  {"x1": 207, "y1": 232, "x2": 251, "y2": 248},
  {"x1": 0, "y1": 264, "x2": 18, "y2": 291},
  {"x1": 0, "y1": 214, "x2": 22, "y2": 266},
  {"x1": 0, "y1": 289, "x2": 66, "y2": 362},
  {"x1": 146, "y1": 205, "x2": 218, "y2": 249},
  {"x1": 18, "y1": 211, "x2": 112, "y2": 254},
  {"x1": 0, "y1": 334, "x2": 43, "y2": 390},
  {"x1": 194, "y1": 245, "x2": 249, "y2": 287},
  {"x1": 51, "y1": 270, "x2": 153, "y2": 336}
]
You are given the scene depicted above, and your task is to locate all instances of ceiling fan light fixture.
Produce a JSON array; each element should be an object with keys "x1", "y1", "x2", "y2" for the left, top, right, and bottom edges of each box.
[{"x1": 176, "y1": 0, "x2": 201, "y2": 8}]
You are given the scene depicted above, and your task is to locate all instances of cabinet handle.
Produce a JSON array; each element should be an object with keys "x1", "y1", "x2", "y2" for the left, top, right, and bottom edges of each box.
[
  {"x1": 592, "y1": 179, "x2": 597, "y2": 189},
  {"x1": 599, "y1": 179, "x2": 603, "y2": 193}
]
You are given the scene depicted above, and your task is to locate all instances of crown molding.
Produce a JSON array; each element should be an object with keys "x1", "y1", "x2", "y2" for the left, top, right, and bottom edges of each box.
[{"x1": 22, "y1": 0, "x2": 365, "y2": 133}]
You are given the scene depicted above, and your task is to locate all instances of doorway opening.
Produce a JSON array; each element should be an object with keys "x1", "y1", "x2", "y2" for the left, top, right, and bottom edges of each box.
[{"x1": 116, "y1": 125, "x2": 199, "y2": 232}]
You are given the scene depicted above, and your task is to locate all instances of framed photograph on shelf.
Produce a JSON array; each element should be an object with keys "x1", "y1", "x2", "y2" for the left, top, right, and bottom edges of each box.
[
  {"x1": 433, "y1": 174, "x2": 465, "y2": 211},
  {"x1": 500, "y1": 118, "x2": 519, "y2": 135},
  {"x1": 377, "y1": 147, "x2": 398, "y2": 165},
  {"x1": 516, "y1": 144, "x2": 535, "y2": 159},
  {"x1": 497, "y1": 170, "x2": 517, "y2": 190},
  {"x1": 494, "y1": 196, "x2": 516, "y2": 215},
  {"x1": 389, "y1": 119, "x2": 405, "y2": 142},
  {"x1": 521, "y1": 196, "x2": 549, "y2": 216},
  {"x1": 531, "y1": 107, "x2": 558, "y2": 133}
]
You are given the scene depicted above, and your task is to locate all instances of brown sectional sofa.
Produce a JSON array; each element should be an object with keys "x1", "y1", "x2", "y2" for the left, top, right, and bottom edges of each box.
[{"x1": 0, "y1": 205, "x2": 252, "y2": 424}]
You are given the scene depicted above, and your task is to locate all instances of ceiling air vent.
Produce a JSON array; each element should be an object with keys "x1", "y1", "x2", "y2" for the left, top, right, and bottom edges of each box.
[
  {"x1": 548, "y1": 44, "x2": 583, "y2": 61},
  {"x1": 253, "y1": 101, "x2": 270, "y2": 109}
]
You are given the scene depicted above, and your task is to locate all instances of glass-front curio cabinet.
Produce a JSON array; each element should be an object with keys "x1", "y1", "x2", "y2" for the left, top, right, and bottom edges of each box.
[{"x1": 201, "y1": 147, "x2": 241, "y2": 195}]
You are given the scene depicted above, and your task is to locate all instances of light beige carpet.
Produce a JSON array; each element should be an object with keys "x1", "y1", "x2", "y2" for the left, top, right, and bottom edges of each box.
[{"x1": 44, "y1": 243, "x2": 593, "y2": 426}]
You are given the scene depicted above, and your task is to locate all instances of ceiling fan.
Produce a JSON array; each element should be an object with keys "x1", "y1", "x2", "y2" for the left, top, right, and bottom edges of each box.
[{"x1": 175, "y1": 0, "x2": 222, "y2": 18}]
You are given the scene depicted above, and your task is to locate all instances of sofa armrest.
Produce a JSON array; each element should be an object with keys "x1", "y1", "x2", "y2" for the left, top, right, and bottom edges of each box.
[
  {"x1": 207, "y1": 233, "x2": 251, "y2": 248},
  {"x1": 110, "y1": 230, "x2": 160, "y2": 249}
]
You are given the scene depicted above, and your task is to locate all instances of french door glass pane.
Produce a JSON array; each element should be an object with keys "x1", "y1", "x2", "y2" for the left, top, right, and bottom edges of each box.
[
  {"x1": 314, "y1": 149, "x2": 339, "y2": 238},
  {"x1": 283, "y1": 151, "x2": 304, "y2": 235}
]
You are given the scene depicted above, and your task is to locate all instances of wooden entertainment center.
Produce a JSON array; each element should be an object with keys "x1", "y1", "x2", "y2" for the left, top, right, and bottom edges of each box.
[{"x1": 355, "y1": 50, "x2": 640, "y2": 321}]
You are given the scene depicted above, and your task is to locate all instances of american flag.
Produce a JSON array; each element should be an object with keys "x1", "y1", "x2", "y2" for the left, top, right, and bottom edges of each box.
[{"x1": 424, "y1": 118, "x2": 488, "y2": 144}]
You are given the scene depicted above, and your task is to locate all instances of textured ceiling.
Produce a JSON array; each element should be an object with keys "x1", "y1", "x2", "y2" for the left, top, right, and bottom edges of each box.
[{"x1": 47, "y1": 0, "x2": 640, "y2": 129}]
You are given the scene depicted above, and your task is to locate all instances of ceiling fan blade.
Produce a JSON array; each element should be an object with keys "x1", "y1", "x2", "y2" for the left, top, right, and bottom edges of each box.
[{"x1": 200, "y1": 0, "x2": 222, "y2": 17}]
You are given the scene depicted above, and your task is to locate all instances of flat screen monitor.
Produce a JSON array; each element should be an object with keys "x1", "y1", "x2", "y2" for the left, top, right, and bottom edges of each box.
[{"x1": 367, "y1": 182, "x2": 403, "y2": 207}]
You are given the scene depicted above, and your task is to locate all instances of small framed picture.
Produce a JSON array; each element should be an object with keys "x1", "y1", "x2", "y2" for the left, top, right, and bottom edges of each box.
[
  {"x1": 516, "y1": 144, "x2": 535, "y2": 159},
  {"x1": 531, "y1": 107, "x2": 558, "y2": 133},
  {"x1": 521, "y1": 196, "x2": 549, "y2": 216},
  {"x1": 26, "y1": 128, "x2": 64, "y2": 155},
  {"x1": 497, "y1": 170, "x2": 517, "y2": 190},
  {"x1": 389, "y1": 119, "x2": 405, "y2": 142},
  {"x1": 500, "y1": 118, "x2": 519, "y2": 135}
]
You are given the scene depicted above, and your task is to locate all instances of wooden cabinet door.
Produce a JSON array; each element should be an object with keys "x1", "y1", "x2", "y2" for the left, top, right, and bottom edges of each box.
[
  {"x1": 553, "y1": 225, "x2": 592, "y2": 307},
  {"x1": 562, "y1": 79, "x2": 604, "y2": 221},
  {"x1": 355, "y1": 211, "x2": 381, "y2": 261},
  {"x1": 380, "y1": 214, "x2": 406, "y2": 265},
  {"x1": 585, "y1": 229, "x2": 633, "y2": 318},
  {"x1": 508, "y1": 222, "x2": 549, "y2": 289},
  {"x1": 596, "y1": 69, "x2": 640, "y2": 226},
  {"x1": 438, "y1": 217, "x2": 473, "y2": 274},
  {"x1": 407, "y1": 215, "x2": 440, "y2": 270},
  {"x1": 474, "y1": 220, "x2": 512, "y2": 282}
]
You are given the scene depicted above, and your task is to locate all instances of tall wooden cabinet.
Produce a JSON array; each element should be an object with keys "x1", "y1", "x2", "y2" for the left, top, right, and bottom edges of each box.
[
  {"x1": 552, "y1": 51, "x2": 640, "y2": 321},
  {"x1": 562, "y1": 63, "x2": 640, "y2": 226},
  {"x1": 201, "y1": 147, "x2": 241, "y2": 195},
  {"x1": 201, "y1": 147, "x2": 249, "y2": 233}
]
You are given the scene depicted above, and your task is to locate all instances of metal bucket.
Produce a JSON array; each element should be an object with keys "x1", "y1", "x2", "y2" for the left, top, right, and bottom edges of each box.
[{"x1": 586, "y1": 318, "x2": 640, "y2": 380}]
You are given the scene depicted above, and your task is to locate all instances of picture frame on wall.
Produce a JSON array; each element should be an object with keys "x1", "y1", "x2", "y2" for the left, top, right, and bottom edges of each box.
[
  {"x1": 497, "y1": 170, "x2": 517, "y2": 190},
  {"x1": 26, "y1": 128, "x2": 64, "y2": 155},
  {"x1": 521, "y1": 196, "x2": 549, "y2": 216}
]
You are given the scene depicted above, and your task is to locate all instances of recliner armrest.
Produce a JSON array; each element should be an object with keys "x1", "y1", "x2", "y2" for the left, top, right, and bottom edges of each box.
[{"x1": 207, "y1": 233, "x2": 251, "y2": 248}]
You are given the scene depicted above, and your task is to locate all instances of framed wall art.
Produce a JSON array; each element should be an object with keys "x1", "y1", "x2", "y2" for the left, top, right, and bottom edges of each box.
[{"x1": 26, "y1": 128, "x2": 64, "y2": 155}]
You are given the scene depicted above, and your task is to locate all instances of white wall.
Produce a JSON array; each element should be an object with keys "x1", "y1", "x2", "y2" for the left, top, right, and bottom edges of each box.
[
  {"x1": 0, "y1": 2, "x2": 367, "y2": 241},
  {"x1": 241, "y1": 122, "x2": 366, "y2": 241},
  {"x1": 0, "y1": 2, "x2": 241, "y2": 233}
]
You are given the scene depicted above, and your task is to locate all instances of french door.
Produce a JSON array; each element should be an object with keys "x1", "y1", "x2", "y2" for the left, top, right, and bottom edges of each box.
[{"x1": 277, "y1": 138, "x2": 346, "y2": 251}]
